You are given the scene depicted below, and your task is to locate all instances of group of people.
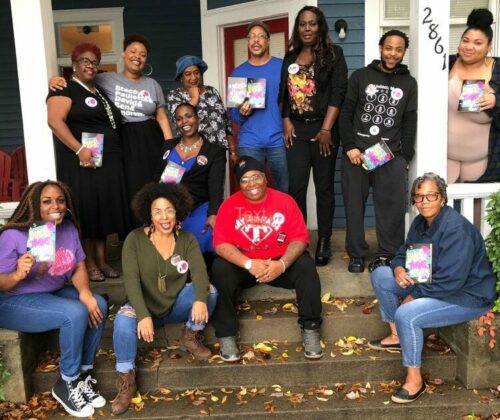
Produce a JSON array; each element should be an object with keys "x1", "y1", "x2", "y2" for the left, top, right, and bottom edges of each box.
[{"x1": 0, "y1": 5, "x2": 498, "y2": 418}]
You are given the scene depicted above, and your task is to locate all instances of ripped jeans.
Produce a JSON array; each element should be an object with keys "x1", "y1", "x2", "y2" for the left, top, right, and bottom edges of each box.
[{"x1": 113, "y1": 283, "x2": 218, "y2": 372}]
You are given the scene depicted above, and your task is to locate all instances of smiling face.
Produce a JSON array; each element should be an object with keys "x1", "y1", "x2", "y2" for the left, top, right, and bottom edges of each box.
[
  {"x1": 39, "y1": 185, "x2": 67, "y2": 225},
  {"x1": 458, "y1": 29, "x2": 491, "y2": 65},
  {"x1": 174, "y1": 104, "x2": 199, "y2": 137},
  {"x1": 379, "y1": 35, "x2": 406, "y2": 72},
  {"x1": 151, "y1": 197, "x2": 177, "y2": 235},
  {"x1": 73, "y1": 51, "x2": 99, "y2": 83},
  {"x1": 239, "y1": 170, "x2": 267, "y2": 203},
  {"x1": 123, "y1": 41, "x2": 148, "y2": 75},
  {"x1": 414, "y1": 180, "x2": 445, "y2": 225},
  {"x1": 181, "y1": 65, "x2": 202, "y2": 90},
  {"x1": 298, "y1": 10, "x2": 319, "y2": 47},
  {"x1": 247, "y1": 25, "x2": 270, "y2": 59}
]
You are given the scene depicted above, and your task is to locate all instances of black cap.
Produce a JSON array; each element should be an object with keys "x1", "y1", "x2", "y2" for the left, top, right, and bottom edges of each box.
[{"x1": 234, "y1": 156, "x2": 265, "y2": 183}]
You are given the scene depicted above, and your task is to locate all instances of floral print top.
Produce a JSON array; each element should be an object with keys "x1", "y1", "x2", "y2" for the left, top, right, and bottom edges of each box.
[
  {"x1": 287, "y1": 64, "x2": 316, "y2": 116},
  {"x1": 166, "y1": 85, "x2": 232, "y2": 148}
]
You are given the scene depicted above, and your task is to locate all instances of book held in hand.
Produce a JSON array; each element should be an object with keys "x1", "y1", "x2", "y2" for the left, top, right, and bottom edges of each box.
[
  {"x1": 81, "y1": 132, "x2": 104, "y2": 167},
  {"x1": 227, "y1": 77, "x2": 266, "y2": 109},
  {"x1": 405, "y1": 243, "x2": 432, "y2": 284},
  {"x1": 458, "y1": 79, "x2": 485, "y2": 112},
  {"x1": 361, "y1": 140, "x2": 394, "y2": 171},
  {"x1": 27, "y1": 222, "x2": 56, "y2": 262}
]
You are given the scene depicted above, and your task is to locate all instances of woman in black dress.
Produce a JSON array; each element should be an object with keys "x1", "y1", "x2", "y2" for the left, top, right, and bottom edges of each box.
[{"x1": 47, "y1": 43, "x2": 130, "y2": 281}]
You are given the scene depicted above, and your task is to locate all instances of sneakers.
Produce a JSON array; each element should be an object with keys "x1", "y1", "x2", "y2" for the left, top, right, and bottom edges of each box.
[
  {"x1": 52, "y1": 377, "x2": 95, "y2": 417},
  {"x1": 301, "y1": 328, "x2": 324, "y2": 359},
  {"x1": 177, "y1": 327, "x2": 212, "y2": 361},
  {"x1": 219, "y1": 336, "x2": 241, "y2": 362},
  {"x1": 80, "y1": 370, "x2": 106, "y2": 408}
]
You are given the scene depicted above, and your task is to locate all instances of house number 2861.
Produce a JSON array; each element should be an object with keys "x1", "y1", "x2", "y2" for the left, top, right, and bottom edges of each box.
[{"x1": 422, "y1": 7, "x2": 447, "y2": 70}]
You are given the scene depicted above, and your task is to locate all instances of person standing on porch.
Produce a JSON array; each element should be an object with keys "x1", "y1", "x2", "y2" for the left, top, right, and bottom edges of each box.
[
  {"x1": 229, "y1": 20, "x2": 289, "y2": 193},
  {"x1": 339, "y1": 29, "x2": 417, "y2": 274},
  {"x1": 279, "y1": 6, "x2": 348, "y2": 267}
]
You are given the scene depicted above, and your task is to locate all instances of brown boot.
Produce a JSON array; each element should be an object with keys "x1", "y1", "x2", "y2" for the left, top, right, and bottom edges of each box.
[
  {"x1": 111, "y1": 370, "x2": 137, "y2": 415},
  {"x1": 177, "y1": 327, "x2": 211, "y2": 361}
]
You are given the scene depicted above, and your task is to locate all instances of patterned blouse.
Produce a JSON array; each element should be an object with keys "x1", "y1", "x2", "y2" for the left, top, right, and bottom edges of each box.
[{"x1": 166, "y1": 85, "x2": 232, "y2": 147}]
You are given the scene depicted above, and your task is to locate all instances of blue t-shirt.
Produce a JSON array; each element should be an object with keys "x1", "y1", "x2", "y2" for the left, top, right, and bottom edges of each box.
[{"x1": 229, "y1": 57, "x2": 284, "y2": 149}]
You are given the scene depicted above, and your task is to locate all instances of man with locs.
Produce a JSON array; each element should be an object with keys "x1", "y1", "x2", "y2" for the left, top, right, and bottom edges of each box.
[
  {"x1": 339, "y1": 29, "x2": 418, "y2": 274},
  {"x1": 229, "y1": 21, "x2": 288, "y2": 193}
]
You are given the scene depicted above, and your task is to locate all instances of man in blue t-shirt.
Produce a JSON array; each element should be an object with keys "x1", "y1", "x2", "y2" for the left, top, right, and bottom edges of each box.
[{"x1": 229, "y1": 21, "x2": 288, "y2": 192}]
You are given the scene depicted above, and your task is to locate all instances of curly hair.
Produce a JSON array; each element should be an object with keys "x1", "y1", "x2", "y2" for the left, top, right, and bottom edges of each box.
[
  {"x1": 410, "y1": 173, "x2": 448, "y2": 205},
  {"x1": 174, "y1": 102, "x2": 198, "y2": 119},
  {"x1": 379, "y1": 29, "x2": 409, "y2": 49},
  {"x1": 462, "y1": 8, "x2": 494, "y2": 44},
  {"x1": 0, "y1": 180, "x2": 79, "y2": 234},
  {"x1": 288, "y1": 6, "x2": 336, "y2": 67},
  {"x1": 123, "y1": 33, "x2": 151, "y2": 53},
  {"x1": 71, "y1": 43, "x2": 101, "y2": 63},
  {"x1": 131, "y1": 182, "x2": 193, "y2": 227}
]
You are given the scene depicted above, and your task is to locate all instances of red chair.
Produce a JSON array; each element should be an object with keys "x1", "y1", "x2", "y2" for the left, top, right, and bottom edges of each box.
[
  {"x1": 10, "y1": 145, "x2": 28, "y2": 200},
  {"x1": 0, "y1": 149, "x2": 14, "y2": 202}
]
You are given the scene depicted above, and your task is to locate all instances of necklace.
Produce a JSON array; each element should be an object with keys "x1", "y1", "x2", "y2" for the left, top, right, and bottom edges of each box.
[
  {"x1": 72, "y1": 76, "x2": 117, "y2": 130},
  {"x1": 151, "y1": 233, "x2": 175, "y2": 293},
  {"x1": 178, "y1": 137, "x2": 202, "y2": 153}
]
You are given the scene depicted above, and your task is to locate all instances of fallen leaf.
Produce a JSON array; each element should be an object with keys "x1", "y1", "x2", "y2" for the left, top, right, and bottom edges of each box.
[
  {"x1": 131, "y1": 394, "x2": 142, "y2": 404},
  {"x1": 321, "y1": 292, "x2": 331, "y2": 303}
]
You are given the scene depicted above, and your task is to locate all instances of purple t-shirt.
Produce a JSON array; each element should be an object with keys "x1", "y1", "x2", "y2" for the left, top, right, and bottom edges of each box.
[{"x1": 0, "y1": 220, "x2": 85, "y2": 295}]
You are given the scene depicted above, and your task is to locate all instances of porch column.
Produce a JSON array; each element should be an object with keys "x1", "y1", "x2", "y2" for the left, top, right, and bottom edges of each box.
[
  {"x1": 408, "y1": 1, "x2": 450, "y2": 217},
  {"x1": 10, "y1": 0, "x2": 57, "y2": 182}
]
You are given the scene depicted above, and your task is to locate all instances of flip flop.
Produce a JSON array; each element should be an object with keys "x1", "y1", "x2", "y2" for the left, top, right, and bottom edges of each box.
[{"x1": 367, "y1": 338, "x2": 401, "y2": 351}]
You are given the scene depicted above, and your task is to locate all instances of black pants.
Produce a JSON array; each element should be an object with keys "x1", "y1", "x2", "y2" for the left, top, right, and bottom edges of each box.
[
  {"x1": 286, "y1": 120, "x2": 338, "y2": 239},
  {"x1": 341, "y1": 154, "x2": 407, "y2": 258},
  {"x1": 210, "y1": 252, "x2": 322, "y2": 338}
]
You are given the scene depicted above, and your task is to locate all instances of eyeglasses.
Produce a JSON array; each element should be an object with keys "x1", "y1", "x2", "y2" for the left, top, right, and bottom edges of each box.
[
  {"x1": 240, "y1": 173, "x2": 264, "y2": 185},
  {"x1": 76, "y1": 57, "x2": 100, "y2": 68},
  {"x1": 247, "y1": 34, "x2": 268, "y2": 40},
  {"x1": 412, "y1": 192, "x2": 440, "y2": 203},
  {"x1": 151, "y1": 208, "x2": 176, "y2": 218}
]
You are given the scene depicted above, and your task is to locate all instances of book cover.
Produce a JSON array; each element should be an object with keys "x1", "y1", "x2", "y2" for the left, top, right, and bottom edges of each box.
[
  {"x1": 458, "y1": 79, "x2": 485, "y2": 112},
  {"x1": 227, "y1": 77, "x2": 266, "y2": 109},
  {"x1": 405, "y1": 243, "x2": 432, "y2": 284},
  {"x1": 81, "y1": 132, "x2": 104, "y2": 167},
  {"x1": 27, "y1": 222, "x2": 56, "y2": 262},
  {"x1": 160, "y1": 160, "x2": 186, "y2": 184},
  {"x1": 361, "y1": 140, "x2": 394, "y2": 171}
]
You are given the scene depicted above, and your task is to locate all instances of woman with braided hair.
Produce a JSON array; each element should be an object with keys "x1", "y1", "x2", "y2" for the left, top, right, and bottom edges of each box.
[{"x1": 0, "y1": 180, "x2": 108, "y2": 417}]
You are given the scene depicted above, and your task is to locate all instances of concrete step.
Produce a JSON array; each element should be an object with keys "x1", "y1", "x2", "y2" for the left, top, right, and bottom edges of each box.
[{"x1": 37, "y1": 381, "x2": 499, "y2": 419}]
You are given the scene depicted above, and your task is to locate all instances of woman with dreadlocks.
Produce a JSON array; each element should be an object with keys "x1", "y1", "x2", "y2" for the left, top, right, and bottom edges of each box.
[{"x1": 0, "y1": 180, "x2": 108, "y2": 418}]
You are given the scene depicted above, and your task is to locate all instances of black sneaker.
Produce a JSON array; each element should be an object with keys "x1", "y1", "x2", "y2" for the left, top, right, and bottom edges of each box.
[
  {"x1": 52, "y1": 377, "x2": 94, "y2": 417},
  {"x1": 80, "y1": 370, "x2": 106, "y2": 408},
  {"x1": 368, "y1": 256, "x2": 393, "y2": 273}
]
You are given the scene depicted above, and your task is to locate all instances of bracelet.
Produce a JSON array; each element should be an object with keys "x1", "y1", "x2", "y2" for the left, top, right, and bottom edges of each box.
[
  {"x1": 75, "y1": 145, "x2": 85, "y2": 155},
  {"x1": 279, "y1": 258, "x2": 287, "y2": 273}
]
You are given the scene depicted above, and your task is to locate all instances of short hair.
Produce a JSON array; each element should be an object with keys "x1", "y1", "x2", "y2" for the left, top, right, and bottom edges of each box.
[
  {"x1": 123, "y1": 33, "x2": 151, "y2": 53},
  {"x1": 247, "y1": 20, "x2": 270, "y2": 38},
  {"x1": 131, "y1": 182, "x2": 193, "y2": 226},
  {"x1": 71, "y1": 43, "x2": 101, "y2": 63},
  {"x1": 0, "y1": 180, "x2": 79, "y2": 234},
  {"x1": 174, "y1": 102, "x2": 198, "y2": 118},
  {"x1": 462, "y1": 8, "x2": 494, "y2": 44},
  {"x1": 379, "y1": 29, "x2": 410, "y2": 49},
  {"x1": 410, "y1": 173, "x2": 448, "y2": 205}
]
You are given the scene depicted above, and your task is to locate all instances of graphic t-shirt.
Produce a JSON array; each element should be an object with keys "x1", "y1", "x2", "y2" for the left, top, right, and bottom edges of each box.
[
  {"x1": 287, "y1": 64, "x2": 317, "y2": 117},
  {"x1": 0, "y1": 220, "x2": 85, "y2": 295},
  {"x1": 213, "y1": 188, "x2": 309, "y2": 259}
]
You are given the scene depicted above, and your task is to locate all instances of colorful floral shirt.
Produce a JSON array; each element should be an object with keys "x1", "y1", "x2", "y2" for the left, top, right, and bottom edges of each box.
[{"x1": 287, "y1": 64, "x2": 316, "y2": 115}]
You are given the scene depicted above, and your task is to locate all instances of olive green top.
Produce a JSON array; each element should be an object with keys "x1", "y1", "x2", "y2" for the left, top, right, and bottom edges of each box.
[{"x1": 122, "y1": 228, "x2": 209, "y2": 321}]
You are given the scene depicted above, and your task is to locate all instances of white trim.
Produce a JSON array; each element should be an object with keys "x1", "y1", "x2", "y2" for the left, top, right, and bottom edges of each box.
[{"x1": 365, "y1": 0, "x2": 381, "y2": 65}]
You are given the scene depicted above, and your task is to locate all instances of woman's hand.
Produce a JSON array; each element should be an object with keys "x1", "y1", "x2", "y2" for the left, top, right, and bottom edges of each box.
[
  {"x1": 191, "y1": 301, "x2": 209, "y2": 324},
  {"x1": 314, "y1": 129, "x2": 333, "y2": 157},
  {"x1": 283, "y1": 118, "x2": 295, "y2": 147},
  {"x1": 79, "y1": 290, "x2": 104, "y2": 328},
  {"x1": 394, "y1": 266, "x2": 414, "y2": 288},
  {"x1": 203, "y1": 215, "x2": 216, "y2": 233},
  {"x1": 15, "y1": 253, "x2": 35, "y2": 281},
  {"x1": 187, "y1": 86, "x2": 201, "y2": 106},
  {"x1": 478, "y1": 91, "x2": 496, "y2": 111},
  {"x1": 77, "y1": 147, "x2": 95, "y2": 168},
  {"x1": 137, "y1": 317, "x2": 154, "y2": 343},
  {"x1": 346, "y1": 148, "x2": 363, "y2": 166},
  {"x1": 49, "y1": 76, "x2": 67, "y2": 91},
  {"x1": 259, "y1": 260, "x2": 283, "y2": 283}
]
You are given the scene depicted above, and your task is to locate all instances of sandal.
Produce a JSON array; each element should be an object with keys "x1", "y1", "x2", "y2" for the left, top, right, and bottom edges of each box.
[
  {"x1": 88, "y1": 267, "x2": 105, "y2": 282},
  {"x1": 99, "y1": 265, "x2": 121, "y2": 278},
  {"x1": 367, "y1": 338, "x2": 401, "y2": 351}
]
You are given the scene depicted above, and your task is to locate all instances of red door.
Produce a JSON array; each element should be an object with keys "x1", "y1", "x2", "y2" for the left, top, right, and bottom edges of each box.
[{"x1": 223, "y1": 17, "x2": 288, "y2": 192}]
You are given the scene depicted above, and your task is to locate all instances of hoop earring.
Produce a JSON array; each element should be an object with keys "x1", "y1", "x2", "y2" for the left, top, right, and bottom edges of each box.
[{"x1": 142, "y1": 63, "x2": 153, "y2": 77}]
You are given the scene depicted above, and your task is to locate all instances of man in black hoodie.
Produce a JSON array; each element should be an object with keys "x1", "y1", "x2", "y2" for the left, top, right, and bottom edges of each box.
[{"x1": 339, "y1": 30, "x2": 417, "y2": 273}]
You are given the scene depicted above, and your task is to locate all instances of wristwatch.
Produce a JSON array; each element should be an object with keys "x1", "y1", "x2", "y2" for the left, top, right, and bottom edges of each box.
[{"x1": 244, "y1": 259, "x2": 253, "y2": 270}]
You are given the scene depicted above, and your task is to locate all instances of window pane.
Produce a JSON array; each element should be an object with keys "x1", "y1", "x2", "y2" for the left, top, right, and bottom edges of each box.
[
  {"x1": 451, "y1": 0, "x2": 489, "y2": 19},
  {"x1": 385, "y1": 0, "x2": 409, "y2": 19},
  {"x1": 58, "y1": 24, "x2": 113, "y2": 56}
]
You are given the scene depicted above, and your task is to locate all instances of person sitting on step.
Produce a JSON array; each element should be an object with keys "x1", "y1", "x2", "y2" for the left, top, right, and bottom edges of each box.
[
  {"x1": 210, "y1": 156, "x2": 323, "y2": 362},
  {"x1": 368, "y1": 173, "x2": 496, "y2": 404},
  {"x1": 111, "y1": 182, "x2": 218, "y2": 415}
]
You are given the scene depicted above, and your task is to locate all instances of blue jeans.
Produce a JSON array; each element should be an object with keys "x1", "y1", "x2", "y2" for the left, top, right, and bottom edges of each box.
[
  {"x1": 113, "y1": 283, "x2": 218, "y2": 372},
  {"x1": 371, "y1": 267, "x2": 490, "y2": 367},
  {"x1": 0, "y1": 286, "x2": 107, "y2": 381},
  {"x1": 239, "y1": 147, "x2": 289, "y2": 192}
]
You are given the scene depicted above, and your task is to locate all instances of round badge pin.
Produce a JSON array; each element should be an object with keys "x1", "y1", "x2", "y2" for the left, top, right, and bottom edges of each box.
[
  {"x1": 391, "y1": 88, "x2": 403, "y2": 100},
  {"x1": 177, "y1": 260, "x2": 189, "y2": 274},
  {"x1": 170, "y1": 254, "x2": 181, "y2": 266},
  {"x1": 369, "y1": 125, "x2": 380, "y2": 136},
  {"x1": 288, "y1": 63, "x2": 299, "y2": 75},
  {"x1": 197, "y1": 155, "x2": 208, "y2": 166},
  {"x1": 162, "y1": 150, "x2": 170, "y2": 160},
  {"x1": 85, "y1": 97, "x2": 98, "y2": 107}
]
